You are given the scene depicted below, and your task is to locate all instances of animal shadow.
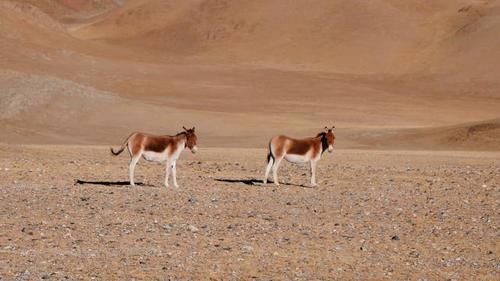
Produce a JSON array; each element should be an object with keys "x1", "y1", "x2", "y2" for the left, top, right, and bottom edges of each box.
[
  {"x1": 215, "y1": 178, "x2": 309, "y2": 188},
  {"x1": 215, "y1": 178, "x2": 263, "y2": 186},
  {"x1": 75, "y1": 179, "x2": 153, "y2": 187}
]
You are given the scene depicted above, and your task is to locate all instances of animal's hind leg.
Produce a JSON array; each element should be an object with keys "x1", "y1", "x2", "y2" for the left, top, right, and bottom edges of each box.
[
  {"x1": 263, "y1": 158, "x2": 274, "y2": 184},
  {"x1": 272, "y1": 156, "x2": 283, "y2": 186},
  {"x1": 129, "y1": 154, "x2": 140, "y2": 186}
]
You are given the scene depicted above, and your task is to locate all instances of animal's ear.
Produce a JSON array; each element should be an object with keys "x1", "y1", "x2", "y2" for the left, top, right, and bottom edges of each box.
[
  {"x1": 331, "y1": 125, "x2": 335, "y2": 131},
  {"x1": 324, "y1": 126, "x2": 329, "y2": 131},
  {"x1": 192, "y1": 126, "x2": 195, "y2": 131},
  {"x1": 183, "y1": 126, "x2": 188, "y2": 131}
]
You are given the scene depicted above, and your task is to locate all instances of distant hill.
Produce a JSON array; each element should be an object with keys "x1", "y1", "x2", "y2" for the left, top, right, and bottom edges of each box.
[{"x1": 69, "y1": 0, "x2": 500, "y2": 80}]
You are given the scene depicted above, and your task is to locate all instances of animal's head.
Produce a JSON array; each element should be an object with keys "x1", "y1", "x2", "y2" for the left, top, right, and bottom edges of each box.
[
  {"x1": 183, "y1": 126, "x2": 198, "y2": 153},
  {"x1": 322, "y1": 125, "x2": 335, "y2": 152}
]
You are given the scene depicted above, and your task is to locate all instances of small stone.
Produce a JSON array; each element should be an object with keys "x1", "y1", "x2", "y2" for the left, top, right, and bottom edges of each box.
[
  {"x1": 391, "y1": 235, "x2": 400, "y2": 241},
  {"x1": 242, "y1": 245, "x2": 254, "y2": 252},
  {"x1": 409, "y1": 250, "x2": 419, "y2": 258},
  {"x1": 162, "y1": 224, "x2": 173, "y2": 232},
  {"x1": 187, "y1": 225, "x2": 199, "y2": 233}
]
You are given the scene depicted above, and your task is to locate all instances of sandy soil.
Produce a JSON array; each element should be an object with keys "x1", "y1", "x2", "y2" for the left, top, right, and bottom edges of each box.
[{"x1": 0, "y1": 145, "x2": 498, "y2": 280}]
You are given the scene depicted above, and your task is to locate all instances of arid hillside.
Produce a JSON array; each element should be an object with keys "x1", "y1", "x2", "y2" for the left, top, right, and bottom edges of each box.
[
  {"x1": 13, "y1": 0, "x2": 123, "y2": 23},
  {"x1": 0, "y1": 0, "x2": 499, "y2": 149},
  {"x1": 72, "y1": 0, "x2": 500, "y2": 79}
]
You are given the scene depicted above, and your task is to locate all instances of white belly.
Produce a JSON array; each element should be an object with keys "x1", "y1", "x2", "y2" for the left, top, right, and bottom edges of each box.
[
  {"x1": 284, "y1": 153, "x2": 310, "y2": 163},
  {"x1": 142, "y1": 151, "x2": 168, "y2": 162}
]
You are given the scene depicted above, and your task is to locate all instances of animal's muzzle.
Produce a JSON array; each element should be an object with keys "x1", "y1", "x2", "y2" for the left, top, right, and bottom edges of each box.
[
  {"x1": 328, "y1": 145, "x2": 334, "y2": 152},
  {"x1": 191, "y1": 146, "x2": 198, "y2": 153}
]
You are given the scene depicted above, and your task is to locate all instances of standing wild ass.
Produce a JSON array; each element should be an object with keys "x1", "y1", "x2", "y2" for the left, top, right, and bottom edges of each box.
[
  {"x1": 110, "y1": 127, "x2": 198, "y2": 187},
  {"x1": 264, "y1": 126, "x2": 335, "y2": 187}
]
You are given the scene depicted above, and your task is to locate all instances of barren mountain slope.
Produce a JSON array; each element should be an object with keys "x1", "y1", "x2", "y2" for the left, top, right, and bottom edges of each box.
[
  {"x1": 12, "y1": 0, "x2": 123, "y2": 23},
  {"x1": 0, "y1": 0, "x2": 499, "y2": 149},
  {"x1": 345, "y1": 119, "x2": 500, "y2": 151},
  {"x1": 72, "y1": 0, "x2": 500, "y2": 78}
]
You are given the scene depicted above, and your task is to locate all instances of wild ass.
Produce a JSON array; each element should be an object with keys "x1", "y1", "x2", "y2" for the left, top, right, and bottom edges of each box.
[
  {"x1": 264, "y1": 126, "x2": 335, "y2": 187},
  {"x1": 110, "y1": 127, "x2": 198, "y2": 187}
]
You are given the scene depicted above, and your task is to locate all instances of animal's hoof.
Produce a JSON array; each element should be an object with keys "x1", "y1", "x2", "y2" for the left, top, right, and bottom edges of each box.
[
  {"x1": 311, "y1": 184, "x2": 318, "y2": 188},
  {"x1": 174, "y1": 184, "x2": 179, "y2": 189}
]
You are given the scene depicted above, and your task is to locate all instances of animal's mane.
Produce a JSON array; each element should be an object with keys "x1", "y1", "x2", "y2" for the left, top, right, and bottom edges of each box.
[
  {"x1": 315, "y1": 132, "x2": 327, "y2": 138},
  {"x1": 175, "y1": 130, "x2": 195, "y2": 137},
  {"x1": 316, "y1": 131, "x2": 330, "y2": 154}
]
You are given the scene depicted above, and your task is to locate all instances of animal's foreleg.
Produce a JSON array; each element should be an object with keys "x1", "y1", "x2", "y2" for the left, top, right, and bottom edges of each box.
[
  {"x1": 310, "y1": 160, "x2": 318, "y2": 187},
  {"x1": 171, "y1": 160, "x2": 179, "y2": 188},
  {"x1": 129, "y1": 155, "x2": 140, "y2": 186},
  {"x1": 164, "y1": 160, "x2": 171, "y2": 188}
]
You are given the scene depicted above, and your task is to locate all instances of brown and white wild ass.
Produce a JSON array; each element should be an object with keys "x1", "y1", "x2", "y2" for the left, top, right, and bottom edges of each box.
[
  {"x1": 110, "y1": 127, "x2": 198, "y2": 187},
  {"x1": 264, "y1": 126, "x2": 335, "y2": 187}
]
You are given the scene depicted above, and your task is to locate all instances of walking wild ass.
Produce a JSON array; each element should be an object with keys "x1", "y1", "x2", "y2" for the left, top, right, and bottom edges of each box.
[
  {"x1": 110, "y1": 127, "x2": 198, "y2": 188},
  {"x1": 264, "y1": 126, "x2": 335, "y2": 187}
]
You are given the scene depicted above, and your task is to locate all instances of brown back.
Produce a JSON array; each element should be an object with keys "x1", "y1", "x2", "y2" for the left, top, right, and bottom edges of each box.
[
  {"x1": 144, "y1": 136, "x2": 175, "y2": 153},
  {"x1": 287, "y1": 139, "x2": 317, "y2": 155}
]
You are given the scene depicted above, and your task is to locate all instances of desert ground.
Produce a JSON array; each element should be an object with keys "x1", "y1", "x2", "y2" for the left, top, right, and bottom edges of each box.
[
  {"x1": 1, "y1": 0, "x2": 499, "y2": 280},
  {"x1": 0, "y1": 145, "x2": 498, "y2": 280}
]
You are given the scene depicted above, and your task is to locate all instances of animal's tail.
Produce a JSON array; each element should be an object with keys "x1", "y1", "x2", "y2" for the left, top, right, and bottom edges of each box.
[
  {"x1": 110, "y1": 133, "x2": 132, "y2": 156},
  {"x1": 110, "y1": 146, "x2": 125, "y2": 156}
]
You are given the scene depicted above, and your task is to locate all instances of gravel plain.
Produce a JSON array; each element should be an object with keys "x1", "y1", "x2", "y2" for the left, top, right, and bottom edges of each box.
[{"x1": 0, "y1": 145, "x2": 498, "y2": 280}]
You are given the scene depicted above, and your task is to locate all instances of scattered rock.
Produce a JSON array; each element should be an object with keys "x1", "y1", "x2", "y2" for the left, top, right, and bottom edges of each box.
[
  {"x1": 241, "y1": 245, "x2": 254, "y2": 252},
  {"x1": 187, "y1": 225, "x2": 199, "y2": 233},
  {"x1": 409, "y1": 250, "x2": 419, "y2": 258}
]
